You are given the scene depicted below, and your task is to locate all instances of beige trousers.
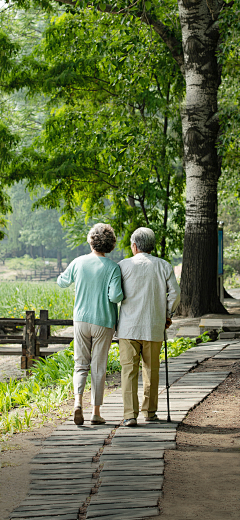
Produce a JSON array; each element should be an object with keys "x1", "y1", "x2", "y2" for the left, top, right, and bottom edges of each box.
[
  {"x1": 119, "y1": 339, "x2": 162, "y2": 419},
  {"x1": 73, "y1": 321, "x2": 114, "y2": 406}
]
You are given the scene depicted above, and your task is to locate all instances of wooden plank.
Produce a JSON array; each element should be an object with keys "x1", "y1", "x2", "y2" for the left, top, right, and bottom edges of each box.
[
  {"x1": 29, "y1": 481, "x2": 91, "y2": 489},
  {"x1": 109, "y1": 441, "x2": 175, "y2": 449},
  {"x1": 0, "y1": 318, "x2": 26, "y2": 325},
  {"x1": 0, "y1": 339, "x2": 24, "y2": 345},
  {"x1": 41, "y1": 440, "x2": 103, "y2": 446},
  {"x1": 90, "y1": 492, "x2": 161, "y2": 504},
  {"x1": 100, "y1": 477, "x2": 163, "y2": 485},
  {"x1": 35, "y1": 319, "x2": 73, "y2": 326},
  {"x1": 37, "y1": 337, "x2": 73, "y2": 345},
  {"x1": 0, "y1": 346, "x2": 22, "y2": 354},
  {"x1": 98, "y1": 481, "x2": 163, "y2": 490},
  {"x1": 89, "y1": 496, "x2": 160, "y2": 508},
  {"x1": 9, "y1": 512, "x2": 77, "y2": 520},
  {"x1": 113, "y1": 433, "x2": 176, "y2": 441},
  {"x1": 102, "y1": 464, "x2": 164, "y2": 471},
  {"x1": 26, "y1": 488, "x2": 88, "y2": 495},
  {"x1": 30, "y1": 472, "x2": 94, "y2": 479},
  {"x1": 38, "y1": 310, "x2": 49, "y2": 356},
  {"x1": 30, "y1": 463, "x2": 96, "y2": 470},
  {"x1": 30, "y1": 458, "x2": 94, "y2": 464},
  {"x1": 86, "y1": 507, "x2": 159, "y2": 519},
  {"x1": 39, "y1": 446, "x2": 101, "y2": 452},
  {"x1": 11, "y1": 507, "x2": 79, "y2": 516},
  {"x1": 20, "y1": 496, "x2": 85, "y2": 504},
  {"x1": 30, "y1": 480, "x2": 92, "y2": 488},
  {"x1": 100, "y1": 471, "x2": 164, "y2": 479},
  {"x1": 14, "y1": 501, "x2": 81, "y2": 509},
  {"x1": 33, "y1": 451, "x2": 97, "y2": 458}
]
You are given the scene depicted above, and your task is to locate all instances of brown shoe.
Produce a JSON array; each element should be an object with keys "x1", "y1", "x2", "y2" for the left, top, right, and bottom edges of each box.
[
  {"x1": 74, "y1": 406, "x2": 84, "y2": 425},
  {"x1": 145, "y1": 414, "x2": 161, "y2": 422}
]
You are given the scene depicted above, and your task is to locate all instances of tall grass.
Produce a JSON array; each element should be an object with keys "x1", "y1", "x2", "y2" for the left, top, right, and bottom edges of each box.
[{"x1": 0, "y1": 281, "x2": 74, "y2": 319}]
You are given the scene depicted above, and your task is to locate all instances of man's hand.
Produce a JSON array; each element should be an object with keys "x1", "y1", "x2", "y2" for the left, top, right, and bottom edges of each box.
[{"x1": 165, "y1": 318, "x2": 172, "y2": 329}]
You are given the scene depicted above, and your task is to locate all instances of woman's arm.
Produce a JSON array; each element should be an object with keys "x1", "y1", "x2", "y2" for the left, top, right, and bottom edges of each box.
[
  {"x1": 108, "y1": 265, "x2": 124, "y2": 303},
  {"x1": 57, "y1": 260, "x2": 75, "y2": 288}
]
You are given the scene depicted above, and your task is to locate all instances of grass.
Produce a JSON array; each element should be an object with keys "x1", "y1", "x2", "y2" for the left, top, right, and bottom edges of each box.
[
  {"x1": 0, "y1": 281, "x2": 74, "y2": 320},
  {"x1": 0, "y1": 333, "x2": 211, "y2": 436}
]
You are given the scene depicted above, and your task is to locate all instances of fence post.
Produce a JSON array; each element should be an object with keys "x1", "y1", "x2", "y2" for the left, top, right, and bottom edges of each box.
[
  {"x1": 25, "y1": 310, "x2": 36, "y2": 370},
  {"x1": 39, "y1": 309, "x2": 49, "y2": 353}
]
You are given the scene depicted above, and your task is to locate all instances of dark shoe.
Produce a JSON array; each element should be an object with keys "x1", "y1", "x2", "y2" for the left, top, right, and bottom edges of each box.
[
  {"x1": 145, "y1": 414, "x2": 161, "y2": 422},
  {"x1": 74, "y1": 406, "x2": 84, "y2": 425},
  {"x1": 123, "y1": 418, "x2": 137, "y2": 427}
]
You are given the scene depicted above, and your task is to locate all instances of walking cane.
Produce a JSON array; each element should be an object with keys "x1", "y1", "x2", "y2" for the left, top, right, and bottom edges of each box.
[{"x1": 164, "y1": 328, "x2": 171, "y2": 422}]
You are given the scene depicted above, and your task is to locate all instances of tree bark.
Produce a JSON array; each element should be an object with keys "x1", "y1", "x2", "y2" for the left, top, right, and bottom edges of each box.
[{"x1": 177, "y1": 0, "x2": 227, "y2": 316}]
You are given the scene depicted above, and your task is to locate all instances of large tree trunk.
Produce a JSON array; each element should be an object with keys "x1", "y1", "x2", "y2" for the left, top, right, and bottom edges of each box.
[{"x1": 177, "y1": 0, "x2": 227, "y2": 316}]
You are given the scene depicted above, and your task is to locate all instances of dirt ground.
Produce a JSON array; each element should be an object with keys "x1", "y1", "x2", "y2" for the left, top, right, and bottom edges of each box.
[
  {"x1": 1, "y1": 360, "x2": 240, "y2": 520},
  {"x1": 157, "y1": 358, "x2": 240, "y2": 520}
]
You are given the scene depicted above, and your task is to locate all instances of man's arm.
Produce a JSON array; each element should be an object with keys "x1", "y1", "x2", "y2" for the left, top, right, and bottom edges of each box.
[
  {"x1": 166, "y1": 268, "x2": 180, "y2": 317},
  {"x1": 57, "y1": 261, "x2": 75, "y2": 288},
  {"x1": 108, "y1": 265, "x2": 124, "y2": 303}
]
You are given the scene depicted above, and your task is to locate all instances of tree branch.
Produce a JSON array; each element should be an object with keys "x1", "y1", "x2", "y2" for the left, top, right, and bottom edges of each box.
[
  {"x1": 51, "y1": 0, "x2": 184, "y2": 70},
  {"x1": 138, "y1": 192, "x2": 149, "y2": 224}
]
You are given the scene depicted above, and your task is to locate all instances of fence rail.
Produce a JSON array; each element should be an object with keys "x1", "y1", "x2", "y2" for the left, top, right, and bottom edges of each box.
[
  {"x1": 15, "y1": 265, "x2": 62, "y2": 282},
  {"x1": 0, "y1": 310, "x2": 73, "y2": 369}
]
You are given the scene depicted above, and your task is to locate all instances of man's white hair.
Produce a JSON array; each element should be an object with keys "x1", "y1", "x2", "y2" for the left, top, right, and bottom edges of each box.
[{"x1": 131, "y1": 227, "x2": 155, "y2": 252}]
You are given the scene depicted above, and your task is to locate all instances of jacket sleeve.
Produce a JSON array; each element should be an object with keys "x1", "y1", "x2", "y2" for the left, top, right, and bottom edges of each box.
[
  {"x1": 57, "y1": 261, "x2": 75, "y2": 288},
  {"x1": 108, "y1": 265, "x2": 124, "y2": 303},
  {"x1": 166, "y1": 268, "x2": 180, "y2": 317}
]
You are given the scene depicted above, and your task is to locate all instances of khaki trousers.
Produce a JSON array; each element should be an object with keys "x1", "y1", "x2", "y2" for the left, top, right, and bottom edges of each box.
[
  {"x1": 73, "y1": 321, "x2": 114, "y2": 406},
  {"x1": 119, "y1": 339, "x2": 162, "y2": 419}
]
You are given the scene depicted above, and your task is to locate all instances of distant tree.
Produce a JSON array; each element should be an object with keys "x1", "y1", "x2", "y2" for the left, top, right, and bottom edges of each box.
[{"x1": 0, "y1": 183, "x2": 73, "y2": 265}]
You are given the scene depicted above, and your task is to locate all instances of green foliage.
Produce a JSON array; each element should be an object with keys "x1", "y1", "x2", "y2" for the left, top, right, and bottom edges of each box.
[
  {"x1": 1, "y1": 5, "x2": 185, "y2": 259},
  {"x1": 106, "y1": 342, "x2": 122, "y2": 373},
  {"x1": 218, "y1": 0, "x2": 240, "y2": 207},
  {"x1": 160, "y1": 332, "x2": 211, "y2": 360},
  {"x1": 0, "y1": 281, "x2": 75, "y2": 319},
  {"x1": 223, "y1": 264, "x2": 240, "y2": 289}
]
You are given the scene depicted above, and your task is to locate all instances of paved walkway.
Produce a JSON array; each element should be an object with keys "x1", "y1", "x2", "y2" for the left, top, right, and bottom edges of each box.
[{"x1": 9, "y1": 339, "x2": 240, "y2": 520}]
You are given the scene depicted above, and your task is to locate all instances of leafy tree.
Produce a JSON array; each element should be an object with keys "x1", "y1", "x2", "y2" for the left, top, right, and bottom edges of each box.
[
  {"x1": 2, "y1": 6, "x2": 186, "y2": 260},
  {"x1": 1, "y1": 0, "x2": 240, "y2": 316}
]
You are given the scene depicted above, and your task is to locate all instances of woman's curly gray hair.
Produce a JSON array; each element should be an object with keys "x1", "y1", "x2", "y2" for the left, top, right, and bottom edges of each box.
[
  {"x1": 87, "y1": 223, "x2": 116, "y2": 253},
  {"x1": 131, "y1": 227, "x2": 155, "y2": 252}
]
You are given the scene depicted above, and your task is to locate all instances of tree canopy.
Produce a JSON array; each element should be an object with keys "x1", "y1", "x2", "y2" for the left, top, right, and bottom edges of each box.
[
  {"x1": 0, "y1": 0, "x2": 240, "y2": 315},
  {"x1": 1, "y1": 3, "x2": 186, "y2": 259}
]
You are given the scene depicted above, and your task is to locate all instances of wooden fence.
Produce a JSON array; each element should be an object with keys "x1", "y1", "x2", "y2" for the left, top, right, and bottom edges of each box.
[
  {"x1": 15, "y1": 265, "x2": 62, "y2": 282},
  {"x1": 0, "y1": 310, "x2": 73, "y2": 369}
]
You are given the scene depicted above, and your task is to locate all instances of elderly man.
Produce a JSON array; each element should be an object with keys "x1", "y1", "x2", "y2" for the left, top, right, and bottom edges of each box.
[{"x1": 117, "y1": 227, "x2": 180, "y2": 426}]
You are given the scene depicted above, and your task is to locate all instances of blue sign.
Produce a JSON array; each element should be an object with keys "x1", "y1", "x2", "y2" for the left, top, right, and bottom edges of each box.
[{"x1": 218, "y1": 228, "x2": 223, "y2": 275}]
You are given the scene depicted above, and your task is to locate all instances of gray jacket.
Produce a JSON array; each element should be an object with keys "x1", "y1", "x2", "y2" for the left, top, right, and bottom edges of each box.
[{"x1": 117, "y1": 253, "x2": 180, "y2": 342}]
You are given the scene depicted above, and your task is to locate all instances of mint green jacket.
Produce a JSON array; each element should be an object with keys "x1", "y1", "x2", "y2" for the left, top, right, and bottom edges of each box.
[{"x1": 57, "y1": 254, "x2": 123, "y2": 328}]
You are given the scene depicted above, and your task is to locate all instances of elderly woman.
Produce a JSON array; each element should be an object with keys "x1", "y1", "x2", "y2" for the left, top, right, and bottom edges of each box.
[{"x1": 57, "y1": 223, "x2": 123, "y2": 425}]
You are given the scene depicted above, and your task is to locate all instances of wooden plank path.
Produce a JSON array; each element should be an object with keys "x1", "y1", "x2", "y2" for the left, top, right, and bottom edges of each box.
[{"x1": 9, "y1": 339, "x2": 240, "y2": 520}]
